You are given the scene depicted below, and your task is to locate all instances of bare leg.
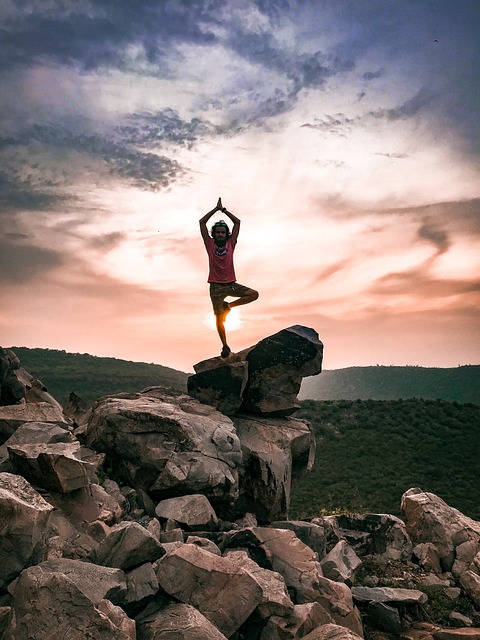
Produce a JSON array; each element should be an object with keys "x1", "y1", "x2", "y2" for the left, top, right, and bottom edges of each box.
[
  {"x1": 215, "y1": 313, "x2": 228, "y2": 347},
  {"x1": 228, "y1": 288, "x2": 259, "y2": 309}
]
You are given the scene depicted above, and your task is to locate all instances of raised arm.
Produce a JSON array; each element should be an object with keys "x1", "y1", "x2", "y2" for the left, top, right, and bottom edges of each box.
[
  {"x1": 221, "y1": 205, "x2": 240, "y2": 244},
  {"x1": 199, "y1": 198, "x2": 222, "y2": 243}
]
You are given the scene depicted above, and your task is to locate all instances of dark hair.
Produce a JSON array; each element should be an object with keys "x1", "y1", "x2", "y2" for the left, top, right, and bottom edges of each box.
[{"x1": 211, "y1": 220, "x2": 230, "y2": 239}]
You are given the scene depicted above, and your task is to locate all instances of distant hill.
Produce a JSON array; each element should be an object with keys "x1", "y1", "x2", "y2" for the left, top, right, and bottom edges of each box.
[
  {"x1": 291, "y1": 398, "x2": 480, "y2": 521},
  {"x1": 300, "y1": 365, "x2": 480, "y2": 405},
  {"x1": 8, "y1": 348, "x2": 480, "y2": 406},
  {"x1": 10, "y1": 347, "x2": 188, "y2": 406}
]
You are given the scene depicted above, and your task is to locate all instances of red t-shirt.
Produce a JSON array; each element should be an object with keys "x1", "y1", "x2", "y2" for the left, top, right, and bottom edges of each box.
[{"x1": 204, "y1": 236, "x2": 237, "y2": 283}]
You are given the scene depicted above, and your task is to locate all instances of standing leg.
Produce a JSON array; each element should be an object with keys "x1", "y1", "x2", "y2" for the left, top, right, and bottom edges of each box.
[{"x1": 216, "y1": 304, "x2": 231, "y2": 357}]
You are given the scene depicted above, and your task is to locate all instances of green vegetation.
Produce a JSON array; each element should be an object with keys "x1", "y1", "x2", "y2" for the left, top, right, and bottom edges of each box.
[
  {"x1": 300, "y1": 365, "x2": 480, "y2": 404},
  {"x1": 290, "y1": 399, "x2": 480, "y2": 521},
  {"x1": 11, "y1": 347, "x2": 188, "y2": 406}
]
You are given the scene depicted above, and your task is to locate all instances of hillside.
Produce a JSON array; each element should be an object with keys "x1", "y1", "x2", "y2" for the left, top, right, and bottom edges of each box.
[
  {"x1": 10, "y1": 347, "x2": 188, "y2": 406},
  {"x1": 5, "y1": 347, "x2": 480, "y2": 524},
  {"x1": 290, "y1": 398, "x2": 480, "y2": 521},
  {"x1": 300, "y1": 365, "x2": 480, "y2": 404}
]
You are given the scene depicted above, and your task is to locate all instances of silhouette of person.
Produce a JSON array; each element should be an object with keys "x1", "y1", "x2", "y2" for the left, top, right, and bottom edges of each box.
[{"x1": 199, "y1": 197, "x2": 259, "y2": 357}]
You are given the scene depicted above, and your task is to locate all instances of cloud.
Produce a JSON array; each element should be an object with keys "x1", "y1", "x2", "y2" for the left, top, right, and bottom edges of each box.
[
  {"x1": 369, "y1": 87, "x2": 435, "y2": 121},
  {"x1": 0, "y1": 170, "x2": 69, "y2": 213},
  {"x1": 362, "y1": 69, "x2": 384, "y2": 81},
  {"x1": 385, "y1": 199, "x2": 480, "y2": 236},
  {"x1": 374, "y1": 152, "x2": 409, "y2": 159},
  {"x1": 371, "y1": 269, "x2": 480, "y2": 300},
  {"x1": 417, "y1": 219, "x2": 450, "y2": 255},
  {"x1": 301, "y1": 114, "x2": 355, "y2": 136},
  {"x1": 0, "y1": 125, "x2": 186, "y2": 193},
  {"x1": 0, "y1": 1, "x2": 222, "y2": 72},
  {"x1": 0, "y1": 236, "x2": 62, "y2": 284},
  {"x1": 118, "y1": 108, "x2": 214, "y2": 149}
]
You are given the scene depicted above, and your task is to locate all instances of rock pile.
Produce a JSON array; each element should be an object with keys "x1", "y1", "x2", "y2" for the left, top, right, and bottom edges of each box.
[{"x1": 0, "y1": 332, "x2": 479, "y2": 639}]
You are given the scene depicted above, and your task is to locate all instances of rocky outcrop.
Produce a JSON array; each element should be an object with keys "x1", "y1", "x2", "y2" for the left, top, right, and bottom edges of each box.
[
  {"x1": 84, "y1": 387, "x2": 242, "y2": 513},
  {"x1": 1, "y1": 345, "x2": 480, "y2": 639},
  {"x1": 188, "y1": 325, "x2": 324, "y2": 417}
]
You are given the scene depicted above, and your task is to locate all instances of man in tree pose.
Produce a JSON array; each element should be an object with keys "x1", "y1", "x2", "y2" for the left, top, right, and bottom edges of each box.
[{"x1": 200, "y1": 197, "x2": 259, "y2": 357}]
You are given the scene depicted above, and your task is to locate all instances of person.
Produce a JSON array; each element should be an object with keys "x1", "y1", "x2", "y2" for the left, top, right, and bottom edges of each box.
[{"x1": 199, "y1": 197, "x2": 259, "y2": 358}]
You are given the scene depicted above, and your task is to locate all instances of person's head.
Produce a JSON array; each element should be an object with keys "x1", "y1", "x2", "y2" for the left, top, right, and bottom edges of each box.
[{"x1": 211, "y1": 220, "x2": 230, "y2": 246}]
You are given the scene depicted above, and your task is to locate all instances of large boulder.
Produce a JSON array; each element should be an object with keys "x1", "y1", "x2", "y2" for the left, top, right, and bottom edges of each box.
[
  {"x1": 0, "y1": 473, "x2": 54, "y2": 589},
  {"x1": 313, "y1": 513, "x2": 413, "y2": 562},
  {"x1": 0, "y1": 402, "x2": 68, "y2": 444},
  {"x1": 155, "y1": 494, "x2": 218, "y2": 530},
  {"x1": 7, "y1": 442, "x2": 103, "y2": 493},
  {"x1": 224, "y1": 549, "x2": 294, "y2": 619},
  {"x1": 155, "y1": 543, "x2": 263, "y2": 637},
  {"x1": 4, "y1": 565, "x2": 135, "y2": 640},
  {"x1": 25, "y1": 558, "x2": 128, "y2": 605},
  {"x1": 188, "y1": 325, "x2": 324, "y2": 417},
  {"x1": 401, "y1": 488, "x2": 480, "y2": 572},
  {"x1": 0, "y1": 421, "x2": 75, "y2": 472},
  {"x1": 84, "y1": 387, "x2": 242, "y2": 513},
  {"x1": 232, "y1": 414, "x2": 315, "y2": 520},
  {"x1": 85, "y1": 521, "x2": 165, "y2": 570}
]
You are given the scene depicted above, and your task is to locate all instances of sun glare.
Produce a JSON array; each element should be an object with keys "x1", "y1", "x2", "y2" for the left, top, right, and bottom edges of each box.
[{"x1": 203, "y1": 307, "x2": 244, "y2": 332}]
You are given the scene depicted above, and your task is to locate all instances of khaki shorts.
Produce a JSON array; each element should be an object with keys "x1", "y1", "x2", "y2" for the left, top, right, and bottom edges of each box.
[{"x1": 209, "y1": 281, "x2": 251, "y2": 315}]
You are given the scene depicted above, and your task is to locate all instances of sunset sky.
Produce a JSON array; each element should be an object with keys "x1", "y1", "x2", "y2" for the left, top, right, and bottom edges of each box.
[{"x1": 1, "y1": 0, "x2": 479, "y2": 373}]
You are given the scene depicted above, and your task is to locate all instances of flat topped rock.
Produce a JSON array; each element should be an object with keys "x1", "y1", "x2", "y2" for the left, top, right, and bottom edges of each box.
[{"x1": 351, "y1": 586, "x2": 428, "y2": 604}]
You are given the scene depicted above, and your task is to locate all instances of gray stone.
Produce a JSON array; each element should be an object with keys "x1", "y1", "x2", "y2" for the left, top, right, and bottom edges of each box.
[
  {"x1": 260, "y1": 602, "x2": 334, "y2": 640},
  {"x1": 186, "y1": 535, "x2": 222, "y2": 555},
  {"x1": 0, "y1": 348, "x2": 25, "y2": 406},
  {"x1": 301, "y1": 622, "x2": 364, "y2": 640},
  {"x1": 449, "y1": 612, "x2": 473, "y2": 627},
  {"x1": 232, "y1": 414, "x2": 315, "y2": 520},
  {"x1": 187, "y1": 361, "x2": 248, "y2": 415},
  {"x1": 86, "y1": 521, "x2": 165, "y2": 570},
  {"x1": 8, "y1": 442, "x2": 103, "y2": 493},
  {"x1": 0, "y1": 472, "x2": 54, "y2": 589},
  {"x1": 0, "y1": 422, "x2": 74, "y2": 472},
  {"x1": 460, "y1": 570, "x2": 480, "y2": 606},
  {"x1": 85, "y1": 387, "x2": 242, "y2": 514},
  {"x1": 137, "y1": 602, "x2": 228, "y2": 639},
  {"x1": 4, "y1": 565, "x2": 134, "y2": 640},
  {"x1": 315, "y1": 513, "x2": 412, "y2": 562},
  {"x1": 123, "y1": 562, "x2": 158, "y2": 611},
  {"x1": 155, "y1": 494, "x2": 218, "y2": 530},
  {"x1": 367, "y1": 601, "x2": 402, "y2": 634},
  {"x1": 240, "y1": 325, "x2": 324, "y2": 416},
  {"x1": 413, "y1": 542, "x2": 443, "y2": 575},
  {"x1": 225, "y1": 549, "x2": 294, "y2": 619},
  {"x1": 155, "y1": 543, "x2": 263, "y2": 637},
  {"x1": 452, "y1": 540, "x2": 480, "y2": 579},
  {"x1": 0, "y1": 401, "x2": 68, "y2": 443},
  {"x1": 320, "y1": 540, "x2": 362, "y2": 586},
  {"x1": 269, "y1": 520, "x2": 327, "y2": 559},
  {"x1": 30, "y1": 558, "x2": 127, "y2": 604},
  {"x1": 351, "y1": 586, "x2": 428, "y2": 604},
  {"x1": 24, "y1": 378, "x2": 64, "y2": 413},
  {"x1": 401, "y1": 488, "x2": 480, "y2": 572}
]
